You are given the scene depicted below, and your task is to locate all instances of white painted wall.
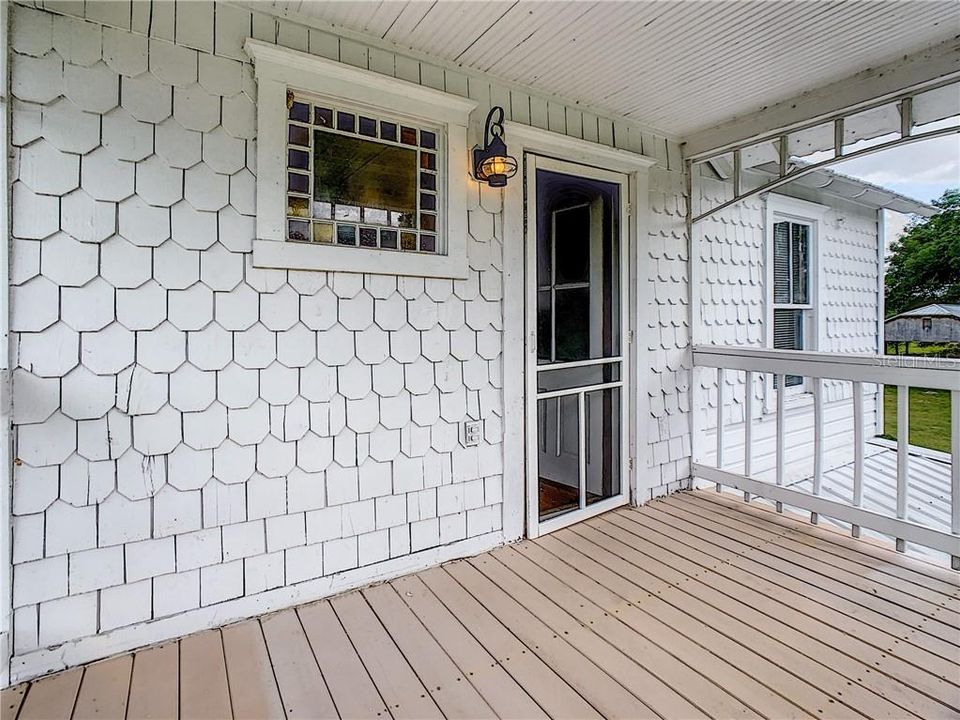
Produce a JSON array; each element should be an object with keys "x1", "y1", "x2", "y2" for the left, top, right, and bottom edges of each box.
[{"x1": 4, "y1": 0, "x2": 688, "y2": 682}]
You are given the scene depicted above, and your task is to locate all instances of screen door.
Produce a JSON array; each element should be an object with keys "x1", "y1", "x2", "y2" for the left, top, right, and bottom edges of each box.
[{"x1": 525, "y1": 156, "x2": 629, "y2": 537}]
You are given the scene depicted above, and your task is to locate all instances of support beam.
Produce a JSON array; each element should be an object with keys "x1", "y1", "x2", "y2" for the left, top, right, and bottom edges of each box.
[{"x1": 683, "y1": 37, "x2": 960, "y2": 160}]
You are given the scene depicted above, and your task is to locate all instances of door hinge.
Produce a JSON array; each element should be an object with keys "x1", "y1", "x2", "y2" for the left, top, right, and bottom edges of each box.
[
  {"x1": 629, "y1": 457, "x2": 635, "y2": 470},
  {"x1": 626, "y1": 203, "x2": 632, "y2": 217},
  {"x1": 628, "y1": 330, "x2": 634, "y2": 344}
]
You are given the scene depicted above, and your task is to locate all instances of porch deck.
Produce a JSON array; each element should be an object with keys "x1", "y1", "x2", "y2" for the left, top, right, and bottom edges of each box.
[{"x1": 4, "y1": 491, "x2": 959, "y2": 720}]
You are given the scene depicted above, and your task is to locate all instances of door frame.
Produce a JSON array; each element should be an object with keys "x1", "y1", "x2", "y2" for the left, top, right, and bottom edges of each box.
[
  {"x1": 499, "y1": 122, "x2": 657, "y2": 541},
  {"x1": 524, "y1": 155, "x2": 630, "y2": 538}
]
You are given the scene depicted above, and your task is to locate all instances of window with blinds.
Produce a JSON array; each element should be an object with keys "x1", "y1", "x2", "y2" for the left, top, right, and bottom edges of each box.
[{"x1": 772, "y1": 220, "x2": 812, "y2": 388}]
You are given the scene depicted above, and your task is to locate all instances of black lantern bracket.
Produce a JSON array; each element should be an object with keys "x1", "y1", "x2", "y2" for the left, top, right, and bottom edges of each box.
[{"x1": 472, "y1": 106, "x2": 518, "y2": 188}]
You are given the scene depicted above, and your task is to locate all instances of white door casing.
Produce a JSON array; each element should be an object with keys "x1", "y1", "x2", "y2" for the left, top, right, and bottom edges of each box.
[{"x1": 498, "y1": 121, "x2": 656, "y2": 542}]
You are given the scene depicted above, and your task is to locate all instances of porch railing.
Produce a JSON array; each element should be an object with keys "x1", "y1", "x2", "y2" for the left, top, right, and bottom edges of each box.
[{"x1": 692, "y1": 345, "x2": 960, "y2": 569}]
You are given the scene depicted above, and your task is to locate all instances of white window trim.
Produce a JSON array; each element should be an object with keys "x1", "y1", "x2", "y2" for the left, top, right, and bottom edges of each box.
[
  {"x1": 244, "y1": 39, "x2": 477, "y2": 279},
  {"x1": 763, "y1": 193, "x2": 826, "y2": 411}
]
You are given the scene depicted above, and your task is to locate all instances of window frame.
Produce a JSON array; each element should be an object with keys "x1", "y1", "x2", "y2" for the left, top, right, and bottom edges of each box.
[
  {"x1": 245, "y1": 39, "x2": 477, "y2": 279},
  {"x1": 763, "y1": 193, "x2": 825, "y2": 406}
]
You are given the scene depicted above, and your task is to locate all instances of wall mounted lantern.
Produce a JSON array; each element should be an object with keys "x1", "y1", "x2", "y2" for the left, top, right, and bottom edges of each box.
[{"x1": 472, "y1": 106, "x2": 518, "y2": 188}]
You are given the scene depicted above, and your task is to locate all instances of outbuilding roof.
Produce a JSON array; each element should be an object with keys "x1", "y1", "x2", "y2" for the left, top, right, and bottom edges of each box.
[{"x1": 886, "y1": 304, "x2": 960, "y2": 321}]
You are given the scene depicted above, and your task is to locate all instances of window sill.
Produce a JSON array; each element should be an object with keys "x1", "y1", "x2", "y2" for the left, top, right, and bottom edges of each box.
[{"x1": 252, "y1": 239, "x2": 469, "y2": 279}]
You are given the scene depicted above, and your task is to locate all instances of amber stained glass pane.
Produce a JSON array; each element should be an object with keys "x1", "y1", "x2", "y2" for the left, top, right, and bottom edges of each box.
[
  {"x1": 420, "y1": 213, "x2": 436, "y2": 232},
  {"x1": 287, "y1": 196, "x2": 309, "y2": 217},
  {"x1": 400, "y1": 232, "x2": 417, "y2": 251},
  {"x1": 420, "y1": 152, "x2": 436, "y2": 171},
  {"x1": 400, "y1": 127, "x2": 417, "y2": 145},
  {"x1": 312, "y1": 222, "x2": 333, "y2": 243}
]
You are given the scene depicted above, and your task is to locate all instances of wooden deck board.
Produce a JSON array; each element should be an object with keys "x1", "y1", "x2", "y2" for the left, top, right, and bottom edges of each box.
[
  {"x1": 296, "y1": 600, "x2": 390, "y2": 719},
  {"x1": 71, "y1": 655, "x2": 132, "y2": 719},
  {"x1": 331, "y1": 591, "x2": 443, "y2": 720},
  {"x1": 12, "y1": 490, "x2": 960, "y2": 720},
  {"x1": 648, "y1": 496, "x2": 960, "y2": 647},
  {"x1": 363, "y1": 583, "x2": 495, "y2": 719},
  {"x1": 126, "y1": 644, "x2": 178, "y2": 720},
  {"x1": 615, "y1": 506, "x2": 960, "y2": 709},
  {"x1": 221, "y1": 621, "x2": 285, "y2": 720},
  {"x1": 260, "y1": 609, "x2": 339, "y2": 719},
  {"x1": 179, "y1": 631, "x2": 232, "y2": 720},
  {"x1": 597, "y1": 512, "x2": 958, "y2": 718},
  {"x1": 676, "y1": 493, "x2": 960, "y2": 614},
  {"x1": 390, "y1": 573, "x2": 550, "y2": 720},
  {"x1": 687, "y1": 491, "x2": 960, "y2": 594}
]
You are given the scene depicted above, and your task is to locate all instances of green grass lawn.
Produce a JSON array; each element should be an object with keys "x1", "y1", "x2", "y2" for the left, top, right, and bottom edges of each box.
[{"x1": 880, "y1": 385, "x2": 953, "y2": 454}]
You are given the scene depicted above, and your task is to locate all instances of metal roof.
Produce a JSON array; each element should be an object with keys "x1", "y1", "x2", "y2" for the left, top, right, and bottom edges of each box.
[
  {"x1": 753, "y1": 163, "x2": 939, "y2": 217},
  {"x1": 258, "y1": 0, "x2": 960, "y2": 137},
  {"x1": 888, "y1": 304, "x2": 960, "y2": 320}
]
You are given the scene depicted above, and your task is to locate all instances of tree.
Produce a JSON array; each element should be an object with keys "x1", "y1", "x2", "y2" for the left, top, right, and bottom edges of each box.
[{"x1": 885, "y1": 188, "x2": 960, "y2": 317}]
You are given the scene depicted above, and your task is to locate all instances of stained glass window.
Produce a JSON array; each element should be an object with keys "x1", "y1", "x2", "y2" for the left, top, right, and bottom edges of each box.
[{"x1": 286, "y1": 92, "x2": 442, "y2": 255}]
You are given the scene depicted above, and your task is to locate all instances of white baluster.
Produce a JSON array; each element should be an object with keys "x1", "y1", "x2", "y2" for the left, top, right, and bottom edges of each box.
[
  {"x1": 744, "y1": 370, "x2": 754, "y2": 502},
  {"x1": 896, "y1": 385, "x2": 909, "y2": 552},
  {"x1": 776, "y1": 374, "x2": 785, "y2": 513},
  {"x1": 811, "y1": 378, "x2": 823, "y2": 524},
  {"x1": 716, "y1": 368, "x2": 725, "y2": 491},
  {"x1": 852, "y1": 381, "x2": 864, "y2": 538}
]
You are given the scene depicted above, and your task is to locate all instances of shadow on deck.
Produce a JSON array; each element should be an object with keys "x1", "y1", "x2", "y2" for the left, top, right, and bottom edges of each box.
[{"x1": 4, "y1": 491, "x2": 959, "y2": 719}]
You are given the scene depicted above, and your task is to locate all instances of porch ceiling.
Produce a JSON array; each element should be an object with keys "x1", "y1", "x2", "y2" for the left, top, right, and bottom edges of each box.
[{"x1": 258, "y1": 0, "x2": 959, "y2": 137}]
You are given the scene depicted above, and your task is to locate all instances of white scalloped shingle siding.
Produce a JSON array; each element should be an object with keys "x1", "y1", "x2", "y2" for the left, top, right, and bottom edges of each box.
[{"x1": 7, "y1": 1, "x2": 688, "y2": 680}]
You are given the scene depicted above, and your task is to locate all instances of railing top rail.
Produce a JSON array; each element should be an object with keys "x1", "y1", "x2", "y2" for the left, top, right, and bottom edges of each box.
[{"x1": 692, "y1": 345, "x2": 960, "y2": 391}]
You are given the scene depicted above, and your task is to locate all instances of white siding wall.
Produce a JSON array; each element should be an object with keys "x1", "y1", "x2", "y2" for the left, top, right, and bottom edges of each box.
[
  {"x1": 5, "y1": 0, "x2": 688, "y2": 680},
  {"x1": 695, "y1": 173, "x2": 883, "y2": 482}
]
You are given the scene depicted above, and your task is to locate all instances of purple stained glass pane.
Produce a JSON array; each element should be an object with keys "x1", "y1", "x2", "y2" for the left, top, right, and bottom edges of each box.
[
  {"x1": 380, "y1": 121, "x2": 397, "y2": 142},
  {"x1": 288, "y1": 219, "x2": 309, "y2": 242},
  {"x1": 314, "y1": 107, "x2": 333, "y2": 127},
  {"x1": 288, "y1": 125, "x2": 310, "y2": 147},
  {"x1": 289, "y1": 101, "x2": 309, "y2": 122},
  {"x1": 359, "y1": 116, "x2": 377, "y2": 137},
  {"x1": 288, "y1": 149, "x2": 309, "y2": 170},
  {"x1": 420, "y1": 173, "x2": 436, "y2": 191},
  {"x1": 337, "y1": 224, "x2": 357, "y2": 245},
  {"x1": 380, "y1": 229, "x2": 398, "y2": 249},
  {"x1": 419, "y1": 234, "x2": 436, "y2": 253},
  {"x1": 337, "y1": 112, "x2": 356, "y2": 132},
  {"x1": 420, "y1": 192, "x2": 436, "y2": 211},
  {"x1": 288, "y1": 172, "x2": 309, "y2": 194},
  {"x1": 359, "y1": 227, "x2": 378, "y2": 247},
  {"x1": 420, "y1": 130, "x2": 436, "y2": 149}
]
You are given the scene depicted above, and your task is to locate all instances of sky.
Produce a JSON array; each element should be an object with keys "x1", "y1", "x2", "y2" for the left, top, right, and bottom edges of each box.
[
  {"x1": 829, "y1": 131, "x2": 959, "y2": 207},
  {"x1": 796, "y1": 118, "x2": 959, "y2": 249}
]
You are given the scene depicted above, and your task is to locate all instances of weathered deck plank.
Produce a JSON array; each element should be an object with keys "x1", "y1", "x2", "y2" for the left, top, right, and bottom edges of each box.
[
  {"x1": 221, "y1": 621, "x2": 285, "y2": 720},
  {"x1": 126, "y1": 644, "x2": 178, "y2": 720},
  {"x1": 10, "y1": 491, "x2": 959, "y2": 720}
]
